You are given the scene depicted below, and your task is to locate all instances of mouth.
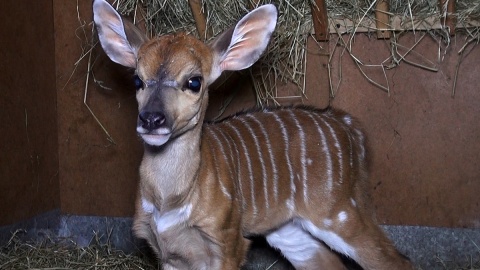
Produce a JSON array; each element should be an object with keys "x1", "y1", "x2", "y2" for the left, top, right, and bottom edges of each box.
[{"x1": 136, "y1": 127, "x2": 172, "y2": 146}]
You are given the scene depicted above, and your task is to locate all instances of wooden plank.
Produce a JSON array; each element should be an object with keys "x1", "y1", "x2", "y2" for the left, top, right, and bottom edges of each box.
[
  {"x1": 328, "y1": 16, "x2": 479, "y2": 34},
  {"x1": 375, "y1": 0, "x2": 391, "y2": 39},
  {"x1": 440, "y1": 0, "x2": 456, "y2": 35},
  {"x1": 188, "y1": 0, "x2": 211, "y2": 40},
  {"x1": 310, "y1": 0, "x2": 329, "y2": 41},
  {"x1": 303, "y1": 36, "x2": 330, "y2": 109}
]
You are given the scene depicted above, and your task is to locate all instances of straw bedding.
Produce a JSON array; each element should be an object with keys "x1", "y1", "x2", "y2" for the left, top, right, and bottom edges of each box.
[{"x1": 1, "y1": 230, "x2": 479, "y2": 269}]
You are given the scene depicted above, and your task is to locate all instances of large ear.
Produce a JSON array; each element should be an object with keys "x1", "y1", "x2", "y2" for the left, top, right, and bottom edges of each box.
[
  {"x1": 93, "y1": 0, "x2": 147, "y2": 68},
  {"x1": 210, "y1": 4, "x2": 277, "y2": 75}
]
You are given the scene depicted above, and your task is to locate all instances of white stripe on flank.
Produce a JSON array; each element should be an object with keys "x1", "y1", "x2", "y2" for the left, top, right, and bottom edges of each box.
[
  {"x1": 331, "y1": 116, "x2": 353, "y2": 170},
  {"x1": 332, "y1": 115, "x2": 364, "y2": 185},
  {"x1": 225, "y1": 121, "x2": 257, "y2": 217},
  {"x1": 355, "y1": 128, "x2": 366, "y2": 159},
  {"x1": 214, "y1": 125, "x2": 246, "y2": 210},
  {"x1": 241, "y1": 118, "x2": 269, "y2": 210},
  {"x1": 206, "y1": 128, "x2": 232, "y2": 200},
  {"x1": 272, "y1": 113, "x2": 295, "y2": 210},
  {"x1": 289, "y1": 110, "x2": 307, "y2": 203},
  {"x1": 247, "y1": 115, "x2": 279, "y2": 204},
  {"x1": 306, "y1": 113, "x2": 333, "y2": 193},
  {"x1": 347, "y1": 131, "x2": 354, "y2": 168},
  {"x1": 208, "y1": 126, "x2": 235, "y2": 179},
  {"x1": 321, "y1": 116, "x2": 344, "y2": 186}
]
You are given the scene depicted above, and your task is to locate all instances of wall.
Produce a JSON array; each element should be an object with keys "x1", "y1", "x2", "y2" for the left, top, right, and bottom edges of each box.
[
  {"x1": 53, "y1": 0, "x2": 142, "y2": 217},
  {"x1": 1, "y1": 0, "x2": 478, "y2": 229},
  {"x1": 209, "y1": 34, "x2": 480, "y2": 228},
  {"x1": 329, "y1": 34, "x2": 480, "y2": 227},
  {"x1": 0, "y1": 0, "x2": 59, "y2": 226}
]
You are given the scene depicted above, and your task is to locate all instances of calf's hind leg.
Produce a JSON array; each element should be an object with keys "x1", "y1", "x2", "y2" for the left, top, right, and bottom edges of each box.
[
  {"x1": 300, "y1": 210, "x2": 414, "y2": 270},
  {"x1": 266, "y1": 222, "x2": 347, "y2": 270}
]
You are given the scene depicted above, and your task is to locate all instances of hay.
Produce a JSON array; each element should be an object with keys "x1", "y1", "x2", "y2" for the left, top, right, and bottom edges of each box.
[
  {"x1": 326, "y1": 0, "x2": 480, "y2": 97},
  {"x1": 77, "y1": 0, "x2": 480, "y2": 115},
  {"x1": 1, "y1": 230, "x2": 479, "y2": 270},
  {"x1": 0, "y1": 230, "x2": 157, "y2": 270},
  {"x1": 106, "y1": 0, "x2": 480, "y2": 104},
  {"x1": 70, "y1": 0, "x2": 480, "y2": 144},
  {"x1": 111, "y1": 0, "x2": 313, "y2": 106}
]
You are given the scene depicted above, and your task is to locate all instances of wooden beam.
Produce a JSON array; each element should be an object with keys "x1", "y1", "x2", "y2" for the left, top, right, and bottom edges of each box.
[
  {"x1": 310, "y1": 0, "x2": 329, "y2": 41},
  {"x1": 189, "y1": 0, "x2": 211, "y2": 40},
  {"x1": 308, "y1": 1, "x2": 330, "y2": 108},
  {"x1": 329, "y1": 16, "x2": 479, "y2": 35},
  {"x1": 439, "y1": 0, "x2": 456, "y2": 35},
  {"x1": 375, "y1": 0, "x2": 391, "y2": 39}
]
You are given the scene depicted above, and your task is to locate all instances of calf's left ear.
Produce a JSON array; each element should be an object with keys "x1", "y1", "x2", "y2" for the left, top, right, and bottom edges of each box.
[{"x1": 209, "y1": 4, "x2": 277, "y2": 80}]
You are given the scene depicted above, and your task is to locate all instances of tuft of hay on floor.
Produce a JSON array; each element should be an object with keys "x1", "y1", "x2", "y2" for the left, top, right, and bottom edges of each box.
[
  {"x1": 0, "y1": 230, "x2": 157, "y2": 270},
  {"x1": 1, "y1": 229, "x2": 480, "y2": 270}
]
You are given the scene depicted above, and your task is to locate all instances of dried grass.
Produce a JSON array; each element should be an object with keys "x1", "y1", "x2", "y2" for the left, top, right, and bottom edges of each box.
[
  {"x1": 0, "y1": 230, "x2": 157, "y2": 270},
  {"x1": 326, "y1": 0, "x2": 480, "y2": 97},
  {"x1": 111, "y1": 0, "x2": 313, "y2": 106},
  {"x1": 74, "y1": 0, "x2": 480, "y2": 140},
  {"x1": 1, "y1": 230, "x2": 479, "y2": 270},
  {"x1": 108, "y1": 0, "x2": 480, "y2": 104}
]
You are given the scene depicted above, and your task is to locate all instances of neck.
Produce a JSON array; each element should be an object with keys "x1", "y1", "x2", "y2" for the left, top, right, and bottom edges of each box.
[{"x1": 140, "y1": 124, "x2": 202, "y2": 208}]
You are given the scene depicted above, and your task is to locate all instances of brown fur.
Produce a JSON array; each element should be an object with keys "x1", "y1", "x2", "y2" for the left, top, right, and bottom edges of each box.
[{"x1": 93, "y1": 1, "x2": 414, "y2": 269}]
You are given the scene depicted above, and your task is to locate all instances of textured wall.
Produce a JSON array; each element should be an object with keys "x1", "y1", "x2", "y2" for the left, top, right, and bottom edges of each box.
[
  {"x1": 0, "y1": 0, "x2": 59, "y2": 226},
  {"x1": 53, "y1": 0, "x2": 142, "y2": 217},
  {"x1": 1, "y1": 0, "x2": 478, "y2": 228},
  {"x1": 329, "y1": 34, "x2": 480, "y2": 227},
  {"x1": 207, "y1": 34, "x2": 480, "y2": 228}
]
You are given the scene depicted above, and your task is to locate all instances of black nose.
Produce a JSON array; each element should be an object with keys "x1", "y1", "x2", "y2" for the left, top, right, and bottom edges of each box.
[{"x1": 139, "y1": 111, "x2": 166, "y2": 131}]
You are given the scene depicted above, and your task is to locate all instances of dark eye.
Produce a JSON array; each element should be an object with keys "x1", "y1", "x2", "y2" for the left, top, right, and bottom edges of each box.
[
  {"x1": 186, "y1": 76, "x2": 202, "y2": 92},
  {"x1": 133, "y1": 75, "x2": 144, "y2": 90}
]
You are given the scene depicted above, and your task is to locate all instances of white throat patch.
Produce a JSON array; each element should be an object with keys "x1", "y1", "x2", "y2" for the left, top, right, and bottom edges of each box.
[{"x1": 142, "y1": 198, "x2": 192, "y2": 234}]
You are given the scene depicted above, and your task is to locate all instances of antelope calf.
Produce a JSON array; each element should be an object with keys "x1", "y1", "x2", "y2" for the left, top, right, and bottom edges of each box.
[{"x1": 93, "y1": 0, "x2": 413, "y2": 269}]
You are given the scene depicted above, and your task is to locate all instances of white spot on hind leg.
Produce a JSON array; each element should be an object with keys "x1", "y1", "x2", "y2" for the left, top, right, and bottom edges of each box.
[
  {"x1": 266, "y1": 222, "x2": 321, "y2": 266},
  {"x1": 299, "y1": 219, "x2": 357, "y2": 260},
  {"x1": 350, "y1": 198, "x2": 357, "y2": 207},
  {"x1": 323, "y1": 218, "x2": 333, "y2": 227},
  {"x1": 337, "y1": 211, "x2": 348, "y2": 223}
]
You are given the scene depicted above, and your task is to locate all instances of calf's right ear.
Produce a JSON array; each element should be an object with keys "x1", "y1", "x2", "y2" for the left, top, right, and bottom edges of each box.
[{"x1": 93, "y1": 0, "x2": 147, "y2": 68}]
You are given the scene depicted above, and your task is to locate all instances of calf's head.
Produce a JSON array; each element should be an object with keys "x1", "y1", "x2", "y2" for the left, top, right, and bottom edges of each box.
[{"x1": 93, "y1": 0, "x2": 277, "y2": 146}]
